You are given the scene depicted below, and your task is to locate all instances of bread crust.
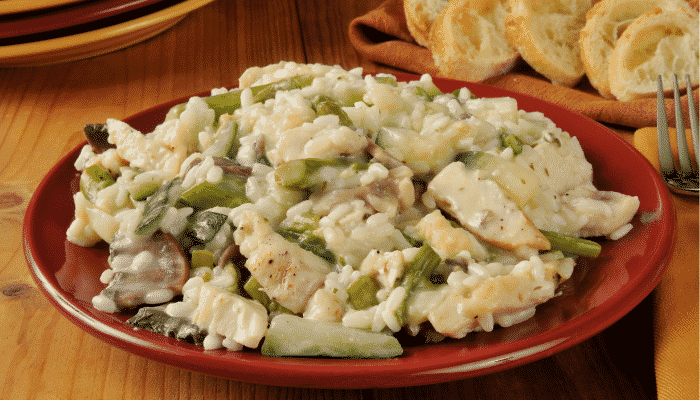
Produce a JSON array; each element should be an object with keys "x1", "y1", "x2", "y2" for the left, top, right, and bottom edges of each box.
[
  {"x1": 504, "y1": 0, "x2": 592, "y2": 87},
  {"x1": 404, "y1": 0, "x2": 449, "y2": 48},
  {"x1": 430, "y1": 0, "x2": 519, "y2": 82},
  {"x1": 579, "y1": 0, "x2": 662, "y2": 99},
  {"x1": 607, "y1": 6, "x2": 699, "y2": 101}
]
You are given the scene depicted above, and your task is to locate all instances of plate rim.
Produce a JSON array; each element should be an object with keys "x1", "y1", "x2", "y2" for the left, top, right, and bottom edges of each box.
[
  {"x1": 0, "y1": 0, "x2": 215, "y2": 67},
  {"x1": 23, "y1": 75, "x2": 676, "y2": 388}
]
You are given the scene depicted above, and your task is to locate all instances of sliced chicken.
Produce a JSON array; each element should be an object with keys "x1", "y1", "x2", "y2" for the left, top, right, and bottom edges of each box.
[
  {"x1": 428, "y1": 162, "x2": 550, "y2": 251},
  {"x1": 233, "y1": 210, "x2": 331, "y2": 314},
  {"x1": 428, "y1": 256, "x2": 572, "y2": 338},
  {"x1": 561, "y1": 186, "x2": 640, "y2": 237}
]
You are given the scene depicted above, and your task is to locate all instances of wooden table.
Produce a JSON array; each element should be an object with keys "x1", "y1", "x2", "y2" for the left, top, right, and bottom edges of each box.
[{"x1": 0, "y1": 1, "x2": 660, "y2": 398}]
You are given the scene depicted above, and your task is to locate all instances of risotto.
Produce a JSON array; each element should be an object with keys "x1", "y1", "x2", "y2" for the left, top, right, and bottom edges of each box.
[{"x1": 67, "y1": 62, "x2": 639, "y2": 358}]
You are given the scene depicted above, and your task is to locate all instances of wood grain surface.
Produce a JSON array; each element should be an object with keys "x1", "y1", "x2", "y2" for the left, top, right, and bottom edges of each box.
[{"x1": 0, "y1": 1, "x2": 659, "y2": 399}]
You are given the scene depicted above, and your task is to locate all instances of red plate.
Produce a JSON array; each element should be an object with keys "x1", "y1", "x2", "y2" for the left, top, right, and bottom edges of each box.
[{"x1": 23, "y1": 75, "x2": 675, "y2": 388}]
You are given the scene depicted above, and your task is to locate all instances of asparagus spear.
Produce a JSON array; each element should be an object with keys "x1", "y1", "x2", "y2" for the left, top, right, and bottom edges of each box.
[
  {"x1": 274, "y1": 158, "x2": 354, "y2": 190},
  {"x1": 310, "y1": 95, "x2": 354, "y2": 128},
  {"x1": 166, "y1": 75, "x2": 315, "y2": 122},
  {"x1": 134, "y1": 178, "x2": 181, "y2": 237},
  {"x1": 540, "y1": 230, "x2": 602, "y2": 258},
  {"x1": 261, "y1": 314, "x2": 403, "y2": 358},
  {"x1": 79, "y1": 164, "x2": 116, "y2": 203},
  {"x1": 188, "y1": 210, "x2": 229, "y2": 243},
  {"x1": 347, "y1": 275, "x2": 381, "y2": 310},
  {"x1": 498, "y1": 130, "x2": 524, "y2": 155},
  {"x1": 179, "y1": 175, "x2": 249, "y2": 210},
  {"x1": 394, "y1": 243, "x2": 441, "y2": 327},
  {"x1": 243, "y1": 276, "x2": 293, "y2": 314}
]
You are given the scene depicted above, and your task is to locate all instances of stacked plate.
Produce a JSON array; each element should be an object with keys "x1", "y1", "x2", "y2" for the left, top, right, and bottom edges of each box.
[{"x1": 0, "y1": 0, "x2": 215, "y2": 67}]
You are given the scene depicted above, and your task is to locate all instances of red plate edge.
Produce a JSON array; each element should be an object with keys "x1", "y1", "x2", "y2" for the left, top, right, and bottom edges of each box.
[{"x1": 23, "y1": 74, "x2": 676, "y2": 388}]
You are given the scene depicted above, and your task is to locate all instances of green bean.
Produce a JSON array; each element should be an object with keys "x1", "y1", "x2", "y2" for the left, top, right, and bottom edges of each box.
[
  {"x1": 347, "y1": 275, "x2": 380, "y2": 310},
  {"x1": 540, "y1": 230, "x2": 602, "y2": 258}
]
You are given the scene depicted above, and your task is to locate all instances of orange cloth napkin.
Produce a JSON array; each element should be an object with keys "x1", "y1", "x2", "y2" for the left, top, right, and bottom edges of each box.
[
  {"x1": 348, "y1": 0, "x2": 699, "y2": 129},
  {"x1": 634, "y1": 127, "x2": 699, "y2": 400}
]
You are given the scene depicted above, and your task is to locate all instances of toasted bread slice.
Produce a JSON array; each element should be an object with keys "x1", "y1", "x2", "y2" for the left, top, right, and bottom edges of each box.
[
  {"x1": 504, "y1": 0, "x2": 593, "y2": 87},
  {"x1": 608, "y1": 6, "x2": 699, "y2": 101},
  {"x1": 430, "y1": 0, "x2": 519, "y2": 82},
  {"x1": 579, "y1": 0, "x2": 665, "y2": 98},
  {"x1": 404, "y1": 0, "x2": 449, "y2": 48}
]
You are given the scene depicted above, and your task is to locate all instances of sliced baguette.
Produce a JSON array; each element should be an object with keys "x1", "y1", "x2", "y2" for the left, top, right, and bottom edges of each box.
[
  {"x1": 608, "y1": 6, "x2": 699, "y2": 101},
  {"x1": 404, "y1": 0, "x2": 449, "y2": 48},
  {"x1": 429, "y1": 0, "x2": 520, "y2": 82},
  {"x1": 579, "y1": 0, "x2": 665, "y2": 99},
  {"x1": 504, "y1": 0, "x2": 593, "y2": 87}
]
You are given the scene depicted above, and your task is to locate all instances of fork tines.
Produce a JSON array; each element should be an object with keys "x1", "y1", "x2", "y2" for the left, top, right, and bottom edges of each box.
[{"x1": 656, "y1": 74, "x2": 699, "y2": 195}]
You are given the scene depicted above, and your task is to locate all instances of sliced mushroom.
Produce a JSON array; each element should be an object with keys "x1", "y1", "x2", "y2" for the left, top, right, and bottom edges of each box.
[{"x1": 93, "y1": 231, "x2": 189, "y2": 312}]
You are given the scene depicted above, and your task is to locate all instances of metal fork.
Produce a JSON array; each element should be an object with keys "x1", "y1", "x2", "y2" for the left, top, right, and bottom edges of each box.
[{"x1": 656, "y1": 74, "x2": 699, "y2": 195}]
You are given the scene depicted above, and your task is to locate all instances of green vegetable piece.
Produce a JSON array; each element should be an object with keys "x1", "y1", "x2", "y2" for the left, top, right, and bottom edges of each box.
[
  {"x1": 347, "y1": 275, "x2": 380, "y2": 310},
  {"x1": 274, "y1": 158, "x2": 351, "y2": 190},
  {"x1": 410, "y1": 82, "x2": 442, "y2": 101},
  {"x1": 540, "y1": 230, "x2": 602, "y2": 258},
  {"x1": 129, "y1": 181, "x2": 160, "y2": 202},
  {"x1": 179, "y1": 175, "x2": 249, "y2": 210},
  {"x1": 374, "y1": 76, "x2": 398, "y2": 87},
  {"x1": 499, "y1": 130, "x2": 524, "y2": 156},
  {"x1": 203, "y1": 120, "x2": 239, "y2": 159},
  {"x1": 394, "y1": 244, "x2": 441, "y2": 327},
  {"x1": 243, "y1": 276, "x2": 292, "y2": 314},
  {"x1": 190, "y1": 211, "x2": 228, "y2": 243},
  {"x1": 191, "y1": 249, "x2": 215, "y2": 269},
  {"x1": 165, "y1": 75, "x2": 315, "y2": 122},
  {"x1": 252, "y1": 74, "x2": 315, "y2": 104},
  {"x1": 79, "y1": 165, "x2": 116, "y2": 203},
  {"x1": 312, "y1": 97, "x2": 353, "y2": 128},
  {"x1": 134, "y1": 178, "x2": 180, "y2": 237},
  {"x1": 277, "y1": 228, "x2": 337, "y2": 265},
  {"x1": 261, "y1": 314, "x2": 403, "y2": 359}
]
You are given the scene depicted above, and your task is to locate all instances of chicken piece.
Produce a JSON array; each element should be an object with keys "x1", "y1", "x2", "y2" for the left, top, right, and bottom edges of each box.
[
  {"x1": 428, "y1": 162, "x2": 550, "y2": 251},
  {"x1": 428, "y1": 256, "x2": 571, "y2": 338},
  {"x1": 561, "y1": 186, "x2": 640, "y2": 237},
  {"x1": 233, "y1": 210, "x2": 331, "y2": 314},
  {"x1": 188, "y1": 281, "x2": 268, "y2": 349},
  {"x1": 415, "y1": 209, "x2": 489, "y2": 260}
]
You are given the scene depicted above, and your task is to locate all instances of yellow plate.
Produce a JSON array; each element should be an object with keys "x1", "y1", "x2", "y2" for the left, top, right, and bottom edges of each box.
[
  {"x1": 0, "y1": 0, "x2": 216, "y2": 67},
  {"x1": 0, "y1": 0, "x2": 87, "y2": 15}
]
